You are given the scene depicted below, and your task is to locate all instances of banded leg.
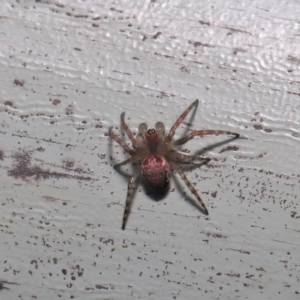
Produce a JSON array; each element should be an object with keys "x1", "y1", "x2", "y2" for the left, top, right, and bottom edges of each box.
[
  {"x1": 109, "y1": 127, "x2": 136, "y2": 156},
  {"x1": 169, "y1": 151, "x2": 211, "y2": 165},
  {"x1": 172, "y1": 130, "x2": 239, "y2": 147},
  {"x1": 122, "y1": 172, "x2": 139, "y2": 230},
  {"x1": 175, "y1": 168, "x2": 209, "y2": 215},
  {"x1": 168, "y1": 100, "x2": 199, "y2": 139},
  {"x1": 114, "y1": 154, "x2": 142, "y2": 169},
  {"x1": 121, "y1": 112, "x2": 138, "y2": 149}
]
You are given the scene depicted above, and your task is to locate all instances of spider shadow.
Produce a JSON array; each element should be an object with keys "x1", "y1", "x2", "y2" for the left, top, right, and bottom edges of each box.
[{"x1": 140, "y1": 180, "x2": 171, "y2": 202}]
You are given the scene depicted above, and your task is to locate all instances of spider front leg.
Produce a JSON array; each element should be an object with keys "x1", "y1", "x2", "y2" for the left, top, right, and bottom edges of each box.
[
  {"x1": 121, "y1": 112, "x2": 138, "y2": 149},
  {"x1": 172, "y1": 130, "x2": 239, "y2": 147},
  {"x1": 122, "y1": 172, "x2": 139, "y2": 230},
  {"x1": 168, "y1": 100, "x2": 199, "y2": 139},
  {"x1": 109, "y1": 127, "x2": 136, "y2": 156}
]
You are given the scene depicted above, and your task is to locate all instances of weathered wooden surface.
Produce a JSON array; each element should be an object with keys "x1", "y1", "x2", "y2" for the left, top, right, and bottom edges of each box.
[{"x1": 0, "y1": 1, "x2": 299, "y2": 299}]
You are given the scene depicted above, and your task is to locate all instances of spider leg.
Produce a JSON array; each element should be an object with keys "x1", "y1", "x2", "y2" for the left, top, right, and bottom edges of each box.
[
  {"x1": 114, "y1": 155, "x2": 142, "y2": 168},
  {"x1": 172, "y1": 130, "x2": 239, "y2": 147},
  {"x1": 122, "y1": 172, "x2": 139, "y2": 230},
  {"x1": 109, "y1": 127, "x2": 136, "y2": 156},
  {"x1": 168, "y1": 100, "x2": 199, "y2": 139},
  {"x1": 169, "y1": 151, "x2": 211, "y2": 165},
  {"x1": 121, "y1": 112, "x2": 138, "y2": 149},
  {"x1": 174, "y1": 167, "x2": 209, "y2": 215}
]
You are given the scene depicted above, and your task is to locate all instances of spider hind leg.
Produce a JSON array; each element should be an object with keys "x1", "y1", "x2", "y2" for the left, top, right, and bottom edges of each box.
[
  {"x1": 122, "y1": 172, "x2": 139, "y2": 230},
  {"x1": 175, "y1": 168, "x2": 209, "y2": 215}
]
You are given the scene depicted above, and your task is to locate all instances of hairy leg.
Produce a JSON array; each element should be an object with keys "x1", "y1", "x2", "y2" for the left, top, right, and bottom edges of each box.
[
  {"x1": 121, "y1": 112, "x2": 138, "y2": 149},
  {"x1": 122, "y1": 172, "x2": 139, "y2": 230},
  {"x1": 172, "y1": 164, "x2": 209, "y2": 215},
  {"x1": 109, "y1": 127, "x2": 136, "y2": 156},
  {"x1": 168, "y1": 100, "x2": 199, "y2": 140},
  {"x1": 172, "y1": 130, "x2": 239, "y2": 147},
  {"x1": 168, "y1": 151, "x2": 211, "y2": 165},
  {"x1": 113, "y1": 155, "x2": 142, "y2": 169}
]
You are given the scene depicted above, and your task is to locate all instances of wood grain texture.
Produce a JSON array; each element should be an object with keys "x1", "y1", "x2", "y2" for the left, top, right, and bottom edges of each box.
[{"x1": 0, "y1": 1, "x2": 299, "y2": 299}]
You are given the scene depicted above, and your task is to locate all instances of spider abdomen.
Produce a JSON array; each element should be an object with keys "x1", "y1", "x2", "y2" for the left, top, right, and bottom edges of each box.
[{"x1": 141, "y1": 155, "x2": 170, "y2": 192}]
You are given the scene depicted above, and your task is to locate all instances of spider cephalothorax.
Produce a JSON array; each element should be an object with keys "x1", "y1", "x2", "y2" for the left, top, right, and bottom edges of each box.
[{"x1": 109, "y1": 100, "x2": 239, "y2": 230}]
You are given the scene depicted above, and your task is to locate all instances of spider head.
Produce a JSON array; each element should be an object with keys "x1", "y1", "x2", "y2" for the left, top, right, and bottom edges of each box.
[
  {"x1": 138, "y1": 122, "x2": 165, "y2": 139},
  {"x1": 137, "y1": 122, "x2": 167, "y2": 154},
  {"x1": 145, "y1": 128, "x2": 159, "y2": 143},
  {"x1": 147, "y1": 128, "x2": 156, "y2": 135}
]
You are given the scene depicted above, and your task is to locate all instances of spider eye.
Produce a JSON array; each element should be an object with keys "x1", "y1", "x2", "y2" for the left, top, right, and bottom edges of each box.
[
  {"x1": 147, "y1": 129, "x2": 156, "y2": 134},
  {"x1": 138, "y1": 123, "x2": 148, "y2": 136},
  {"x1": 155, "y1": 122, "x2": 165, "y2": 136}
]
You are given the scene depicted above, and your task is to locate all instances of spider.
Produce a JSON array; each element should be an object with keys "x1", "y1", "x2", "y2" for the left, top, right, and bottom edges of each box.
[{"x1": 109, "y1": 100, "x2": 239, "y2": 230}]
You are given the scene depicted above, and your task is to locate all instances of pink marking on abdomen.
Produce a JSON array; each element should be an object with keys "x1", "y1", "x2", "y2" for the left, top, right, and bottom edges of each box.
[{"x1": 141, "y1": 155, "x2": 170, "y2": 191}]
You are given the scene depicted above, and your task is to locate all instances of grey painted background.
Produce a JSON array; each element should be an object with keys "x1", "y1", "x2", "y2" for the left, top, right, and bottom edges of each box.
[{"x1": 0, "y1": 0, "x2": 299, "y2": 299}]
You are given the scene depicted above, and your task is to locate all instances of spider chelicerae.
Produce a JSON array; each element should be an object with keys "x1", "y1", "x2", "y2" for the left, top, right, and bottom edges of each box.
[{"x1": 109, "y1": 100, "x2": 239, "y2": 230}]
